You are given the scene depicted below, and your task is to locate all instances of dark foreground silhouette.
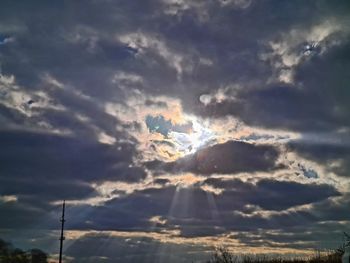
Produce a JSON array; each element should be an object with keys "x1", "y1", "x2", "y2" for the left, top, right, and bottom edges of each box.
[
  {"x1": 0, "y1": 238, "x2": 345, "y2": 263},
  {"x1": 0, "y1": 239, "x2": 48, "y2": 263},
  {"x1": 206, "y1": 248, "x2": 342, "y2": 263}
]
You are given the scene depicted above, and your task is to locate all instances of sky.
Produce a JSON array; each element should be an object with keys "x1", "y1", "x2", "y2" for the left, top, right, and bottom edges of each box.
[{"x1": 0, "y1": 0, "x2": 350, "y2": 262}]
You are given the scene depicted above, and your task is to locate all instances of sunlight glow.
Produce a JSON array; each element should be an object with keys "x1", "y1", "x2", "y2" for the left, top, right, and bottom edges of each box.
[{"x1": 169, "y1": 117, "x2": 215, "y2": 155}]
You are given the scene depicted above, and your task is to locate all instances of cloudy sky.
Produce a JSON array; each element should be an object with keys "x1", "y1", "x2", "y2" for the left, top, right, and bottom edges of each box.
[{"x1": 1, "y1": 0, "x2": 350, "y2": 262}]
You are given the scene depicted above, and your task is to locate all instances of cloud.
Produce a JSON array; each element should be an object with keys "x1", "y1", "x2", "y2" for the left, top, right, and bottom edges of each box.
[
  {"x1": 63, "y1": 177, "x2": 340, "y2": 243},
  {"x1": 202, "y1": 178, "x2": 340, "y2": 212},
  {"x1": 0, "y1": 0, "x2": 350, "y2": 259},
  {"x1": 261, "y1": 19, "x2": 347, "y2": 83},
  {"x1": 288, "y1": 138, "x2": 350, "y2": 178},
  {"x1": 0, "y1": 128, "x2": 148, "y2": 225},
  {"x1": 118, "y1": 32, "x2": 195, "y2": 79},
  {"x1": 146, "y1": 140, "x2": 281, "y2": 175},
  {"x1": 0, "y1": 129, "x2": 147, "y2": 183},
  {"x1": 64, "y1": 233, "x2": 212, "y2": 263}
]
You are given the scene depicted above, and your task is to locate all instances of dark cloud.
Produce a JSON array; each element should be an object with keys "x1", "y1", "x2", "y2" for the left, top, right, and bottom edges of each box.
[
  {"x1": 231, "y1": 195, "x2": 350, "y2": 249},
  {"x1": 0, "y1": 201, "x2": 50, "y2": 229},
  {"x1": 252, "y1": 179, "x2": 339, "y2": 210},
  {"x1": 144, "y1": 99, "x2": 168, "y2": 108},
  {"x1": 0, "y1": 0, "x2": 335, "y2": 105},
  {"x1": 0, "y1": 129, "x2": 146, "y2": 231},
  {"x1": 0, "y1": 130, "x2": 145, "y2": 183},
  {"x1": 0, "y1": 131, "x2": 145, "y2": 182},
  {"x1": 288, "y1": 138, "x2": 350, "y2": 177},
  {"x1": 153, "y1": 178, "x2": 170, "y2": 185},
  {"x1": 0, "y1": 129, "x2": 145, "y2": 231},
  {"x1": 196, "y1": 83, "x2": 339, "y2": 132},
  {"x1": 0, "y1": 178, "x2": 96, "y2": 203},
  {"x1": 203, "y1": 178, "x2": 340, "y2": 212},
  {"x1": 146, "y1": 140, "x2": 281, "y2": 175},
  {"x1": 196, "y1": 40, "x2": 350, "y2": 133},
  {"x1": 64, "y1": 233, "x2": 211, "y2": 263},
  {"x1": 62, "y1": 178, "x2": 339, "y2": 239},
  {"x1": 0, "y1": 0, "x2": 349, "y2": 259}
]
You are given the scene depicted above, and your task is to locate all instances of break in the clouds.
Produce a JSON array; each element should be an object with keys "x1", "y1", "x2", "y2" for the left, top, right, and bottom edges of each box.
[
  {"x1": 0, "y1": 0, "x2": 350, "y2": 262},
  {"x1": 146, "y1": 114, "x2": 215, "y2": 154}
]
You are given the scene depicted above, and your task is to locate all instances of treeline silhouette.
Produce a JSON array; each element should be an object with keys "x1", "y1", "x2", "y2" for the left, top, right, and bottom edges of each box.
[
  {"x1": 0, "y1": 238, "x2": 48, "y2": 263},
  {"x1": 206, "y1": 248, "x2": 342, "y2": 263},
  {"x1": 0, "y1": 238, "x2": 345, "y2": 263}
]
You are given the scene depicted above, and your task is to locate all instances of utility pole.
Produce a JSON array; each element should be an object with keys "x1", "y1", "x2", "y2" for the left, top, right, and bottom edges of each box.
[{"x1": 59, "y1": 200, "x2": 66, "y2": 263}]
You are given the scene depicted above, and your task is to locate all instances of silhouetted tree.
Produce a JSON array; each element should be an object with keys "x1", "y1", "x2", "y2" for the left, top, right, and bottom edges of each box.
[
  {"x1": 0, "y1": 239, "x2": 48, "y2": 263},
  {"x1": 11, "y1": 248, "x2": 28, "y2": 263},
  {"x1": 30, "y1": 249, "x2": 48, "y2": 263}
]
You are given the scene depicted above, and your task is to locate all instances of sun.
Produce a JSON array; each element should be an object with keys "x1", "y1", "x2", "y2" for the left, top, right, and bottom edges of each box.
[
  {"x1": 168, "y1": 117, "x2": 215, "y2": 155},
  {"x1": 144, "y1": 113, "x2": 215, "y2": 160}
]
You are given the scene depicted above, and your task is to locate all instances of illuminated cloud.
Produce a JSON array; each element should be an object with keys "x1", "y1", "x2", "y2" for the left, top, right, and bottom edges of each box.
[
  {"x1": 261, "y1": 19, "x2": 349, "y2": 84},
  {"x1": 0, "y1": 1, "x2": 350, "y2": 262}
]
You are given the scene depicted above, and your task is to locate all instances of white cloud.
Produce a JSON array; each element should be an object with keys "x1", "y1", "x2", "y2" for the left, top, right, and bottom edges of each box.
[
  {"x1": 0, "y1": 195, "x2": 18, "y2": 203},
  {"x1": 98, "y1": 131, "x2": 116, "y2": 145},
  {"x1": 262, "y1": 19, "x2": 346, "y2": 84},
  {"x1": 199, "y1": 85, "x2": 239, "y2": 106},
  {"x1": 111, "y1": 71, "x2": 143, "y2": 90},
  {"x1": 0, "y1": 73, "x2": 65, "y2": 118},
  {"x1": 218, "y1": 0, "x2": 252, "y2": 9},
  {"x1": 118, "y1": 32, "x2": 194, "y2": 79},
  {"x1": 161, "y1": 0, "x2": 253, "y2": 21},
  {"x1": 161, "y1": 0, "x2": 209, "y2": 21},
  {"x1": 0, "y1": 36, "x2": 15, "y2": 45}
]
